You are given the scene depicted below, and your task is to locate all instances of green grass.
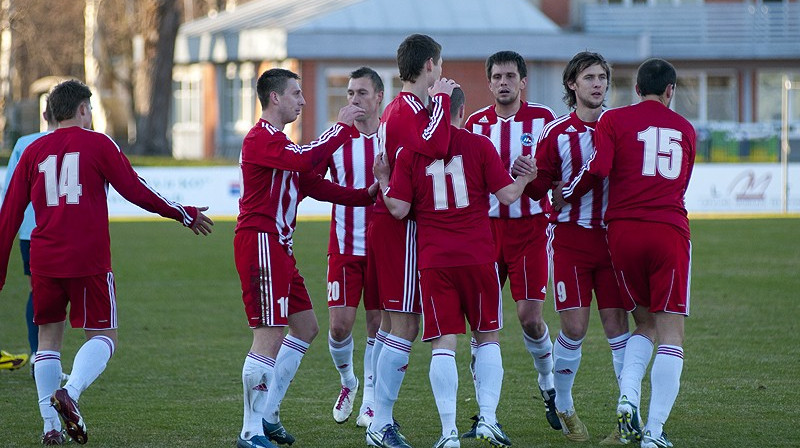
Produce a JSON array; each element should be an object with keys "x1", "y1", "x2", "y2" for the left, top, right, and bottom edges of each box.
[{"x1": 1, "y1": 218, "x2": 799, "y2": 447}]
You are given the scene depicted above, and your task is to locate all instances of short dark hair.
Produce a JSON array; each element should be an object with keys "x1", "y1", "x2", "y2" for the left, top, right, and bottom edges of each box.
[
  {"x1": 486, "y1": 51, "x2": 527, "y2": 80},
  {"x1": 636, "y1": 58, "x2": 677, "y2": 97},
  {"x1": 257, "y1": 68, "x2": 300, "y2": 109},
  {"x1": 350, "y1": 66, "x2": 384, "y2": 93},
  {"x1": 47, "y1": 80, "x2": 92, "y2": 122},
  {"x1": 450, "y1": 87, "x2": 465, "y2": 117},
  {"x1": 396, "y1": 34, "x2": 442, "y2": 83},
  {"x1": 562, "y1": 51, "x2": 611, "y2": 109}
]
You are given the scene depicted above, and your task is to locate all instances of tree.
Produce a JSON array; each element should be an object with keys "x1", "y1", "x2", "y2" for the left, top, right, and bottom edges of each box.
[{"x1": 131, "y1": 0, "x2": 183, "y2": 155}]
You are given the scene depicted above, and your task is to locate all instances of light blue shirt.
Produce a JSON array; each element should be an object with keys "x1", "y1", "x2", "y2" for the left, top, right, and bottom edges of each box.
[{"x1": 2, "y1": 131, "x2": 48, "y2": 240}]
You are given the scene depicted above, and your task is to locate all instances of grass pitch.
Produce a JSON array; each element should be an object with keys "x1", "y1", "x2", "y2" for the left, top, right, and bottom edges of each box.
[{"x1": 1, "y1": 218, "x2": 798, "y2": 447}]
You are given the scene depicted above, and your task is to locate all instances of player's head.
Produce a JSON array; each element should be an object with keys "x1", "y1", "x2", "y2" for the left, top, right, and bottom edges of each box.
[
  {"x1": 396, "y1": 34, "x2": 442, "y2": 86},
  {"x1": 450, "y1": 87, "x2": 466, "y2": 127},
  {"x1": 257, "y1": 68, "x2": 305, "y2": 123},
  {"x1": 348, "y1": 66, "x2": 384, "y2": 123},
  {"x1": 486, "y1": 51, "x2": 527, "y2": 106},
  {"x1": 636, "y1": 58, "x2": 677, "y2": 104},
  {"x1": 562, "y1": 51, "x2": 610, "y2": 110},
  {"x1": 47, "y1": 80, "x2": 93, "y2": 129}
]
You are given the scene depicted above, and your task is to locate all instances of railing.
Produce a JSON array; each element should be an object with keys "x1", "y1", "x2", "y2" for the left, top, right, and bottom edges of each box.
[{"x1": 582, "y1": 2, "x2": 800, "y2": 59}]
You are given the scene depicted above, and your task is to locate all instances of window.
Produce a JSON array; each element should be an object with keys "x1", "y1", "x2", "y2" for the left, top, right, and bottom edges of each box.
[
  {"x1": 707, "y1": 75, "x2": 736, "y2": 122},
  {"x1": 609, "y1": 73, "x2": 636, "y2": 108},
  {"x1": 673, "y1": 72, "x2": 737, "y2": 124},
  {"x1": 757, "y1": 71, "x2": 800, "y2": 124},
  {"x1": 674, "y1": 75, "x2": 700, "y2": 121},
  {"x1": 221, "y1": 62, "x2": 257, "y2": 133},
  {"x1": 172, "y1": 67, "x2": 202, "y2": 125}
]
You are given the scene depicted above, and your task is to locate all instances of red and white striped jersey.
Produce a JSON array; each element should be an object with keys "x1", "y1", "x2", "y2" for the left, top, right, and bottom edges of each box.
[
  {"x1": 236, "y1": 119, "x2": 358, "y2": 252},
  {"x1": 526, "y1": 112, "x2": 608, "y2": 229},
  {"x1": 465, "y1": 101, "x2": 556, "y2": 218},
  {"x1": 322, "y1": 132, "x2": 379, "y2": 256}
]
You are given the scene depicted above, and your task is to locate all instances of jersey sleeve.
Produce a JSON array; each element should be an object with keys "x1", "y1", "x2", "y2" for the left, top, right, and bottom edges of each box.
[
  {"x1": 298, "y1": 170, "x2": 373, "y2": 206},
  {"x1": 481, "y1": 138, "x2": 514, "y2": 194},
  {"x1": 0, "y1": 151, "x2": 32, "y2": 289},
  {"x1": 385, "y1": 148, "x2": 414, "y2": 203},
  {"x1": 244, "y1": 123, "x2": 357, "y2": 173},
  {"x1": 99, "y1": 137, "x2": 198, "y2": 227},
  {"x1": 562, "y1": 113, "x2": 612, "y2": 203},
  {"x1": 525, "y1": 130, "x2": 559, "y2": 201},
  {"x1": 406, "y1": 94, "x2": 450, "y2": 159}
]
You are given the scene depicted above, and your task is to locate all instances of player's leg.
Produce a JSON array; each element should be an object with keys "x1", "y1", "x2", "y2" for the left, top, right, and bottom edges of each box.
[
  {"x1": 430, "y1": 334, "x2": 459, "y2": 445},
  {"x1": 517, "y1": 300, "x2": 558, "y2": 429},
  {"x1": 357, "y1": 308, "x2": 381, "y2": 427},
  {"x1": 642, "y1": 230, "x2": 690, "y2": 446},
  {"x1": 370, "y1": 311, "x2": 417, "y2": 431},
  {"x1": 34, "y1": 319, "x2": 66, "y2": 440},
  {"x1": 552, "y1": 308, "x2": 591, "y2": 442},
  {"x1": 328, "y1": 306, "x2": 359, "y2": 423}
]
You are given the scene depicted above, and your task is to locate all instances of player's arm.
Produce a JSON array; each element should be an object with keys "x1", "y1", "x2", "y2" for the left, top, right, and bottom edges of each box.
[
  {"x1": 495, "y1": 155, "x2": 536, "y2": 205},
  {"x1": 513, "y1": 134, "x2": 556, "y2": 201},
  {"x1": 298, "y1": 170, "x2": 375, "y2": 206},
  {"x1": 100, "y1": 137, "x2": 213, "y2": 235},
  {"x1": 247, "y1": 105, "x2": 363, "y2": 173},
  {"x1": 409, "y1": 79, "x2": 458, "y2": 159},
  {"x1": 560, "y1": 113, "x2": 613, "y2": 205},
  {"x1": 0, "y1": 153, "x2": 32, "y2": 289},
  {"x1": 373, "y1": 152, "x2": 411, "y2": 219},
  {"x1": 480, "y1": 138, "x2": 531, "y2": 205}
]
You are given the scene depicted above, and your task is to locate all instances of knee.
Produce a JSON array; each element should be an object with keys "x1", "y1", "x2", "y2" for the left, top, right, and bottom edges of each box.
[
  {"x1": 328, "y1": 323, "x2": 351, "y2": 342},
  {"x1": 559, "y1": 322, "x2": 586, "y2": 341},
  {"x1": 520, "y1": 317, "x2": 545, "y2": 339}
]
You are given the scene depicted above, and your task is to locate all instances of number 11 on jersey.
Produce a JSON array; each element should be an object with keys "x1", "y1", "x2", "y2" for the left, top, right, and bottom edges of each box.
[{"x1": 38, "y1": 152, "x2": 83, "y2": 206}]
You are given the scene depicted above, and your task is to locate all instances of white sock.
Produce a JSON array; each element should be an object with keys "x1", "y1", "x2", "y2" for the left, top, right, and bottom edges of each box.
[
  {"x1": 369, "y1": 333, "x2": 412, "y2": 432},
  {"x1": 645, "y1": 345, "x2": 684, "y2": 438},
  {"x1": 241, "y1": 352, "x2": 275, "y2": 439},
  {"x1": 430, "y1": 349, "x2": 457, "y2": 437},
  {"x1": 264, "y1": 335, "x2": 308, "y2": 424},
  {"x1": 522, "y1": 325, "x2": 554, "y2": 390},
  {"x1": 553, "y1": 331, "x2": 583, "y2": 413},
  {"x1": 34, "y1": 351, "x2": 62, "y2": 432},
  {"x1": 608, "y1": 332, "x2": 631, "y2": 386},
  {"x1": 329, "y1": 332, "x2": 357, "y2": 389},
  {"x1": 469, "y1": 337, "x2": 479, "y2": 407},
  {"x1": 65, "y1": 335, "x2": 115, "y2": 402},
  {"x1": 618, "y1": 334, "x2": 654, "y2": 408},
  {"x1": 361, "y1": 337, "x2": 376, "y2": 413},
  {"x1": 474, "y1": 341, "x2": 503, "y2": 425},
  {"x1": 372, "y1": 330, "x2": 388, "y2": 389}
]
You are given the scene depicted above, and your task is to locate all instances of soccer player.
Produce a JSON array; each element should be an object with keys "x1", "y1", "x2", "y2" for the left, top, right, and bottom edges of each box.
[
  {"x1": 556, "y1": 58, "x2": 696, "y2": 448},
  {"x1": 234, "y1": 68, "x2": 374, "y2": 448},
  {"x1": 320, "y1": 67, "x2": 384, "y2": 426},
  {"x1": 365, "y1": 33, "x2": 457, "y2": 448},
  {"x1": 376, "y1": 87, "x2": 534, "y2": 448},
  {"x1": 0, "y1": 79, "x2": 214, "y2": 446},
  {"x1": 2, "y1": 106, "x2": 65, "y2": 380},
  {"x1": 463, "y1": 50, "x2": 560, "y2": 433},
  {"x1": 512, "y1": 51, "x2": 631, "y2": 444}
]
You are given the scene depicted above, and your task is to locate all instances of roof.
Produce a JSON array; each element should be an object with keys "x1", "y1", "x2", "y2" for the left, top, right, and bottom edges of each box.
[{"x1": 175, "y1": 0, "x2": 646, "y2": 64}]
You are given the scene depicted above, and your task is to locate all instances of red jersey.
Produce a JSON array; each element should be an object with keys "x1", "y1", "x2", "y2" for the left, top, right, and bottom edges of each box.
[
  {"x1": 465, "y1": 101, "x2": 556, "y2": 218},
  {"x1": 527, "y1": 112, "x2": 607, "y2": 229},
  {"x1": 235, "y1": 119, "x2": 362, "y2": 252},
  {"x1": 375, "y1": 91, "x2": 451, "y2": 214},
  {"x1": 562, "y1": 101, "x2": 696, "y2": 237},
  {"x1": 321, "y1": 132, "x2": 379, "y2": 256},
  {"x1": 386, "y1": 126, "x2": 513, "y2": 269},
  {"x1": 0, "y1": 127, "x2": 198, "y2": 285}
]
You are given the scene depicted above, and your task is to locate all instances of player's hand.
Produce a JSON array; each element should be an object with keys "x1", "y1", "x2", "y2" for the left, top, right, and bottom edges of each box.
[
  {"x1": 190, "y1": 206, "x2": 214, "y2": 236},
  {"x1": 372, "y1": 153, "x2": 391, "y2": 183},
  {"x1": 551, "y1": 181, "x2": 567, "y2": 211},
  {"x1": 512, "y1": 154, "x2": 536, "y2": 178},
  {"x1": 338, "y1": 104, "x2": 366, "y2": 126},
  {"x1": 367, "y1": 181, "x2": 380, "y2": 202},
  {"x1": 429, "y1": 77, "x2": 460, "y2": 98}
]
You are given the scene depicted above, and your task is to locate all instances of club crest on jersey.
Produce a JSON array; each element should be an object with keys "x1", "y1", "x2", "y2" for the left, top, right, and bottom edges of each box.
[{"x1": 520, "y1": 133, "x2": 534, "y2": 146}]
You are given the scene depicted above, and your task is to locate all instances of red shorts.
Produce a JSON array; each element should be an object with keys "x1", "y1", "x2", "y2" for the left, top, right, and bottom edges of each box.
[
  {"x1": 607, "y1": 220, "x2": 691, "y2": 316},
  {"x1": 419, "y1": 263, "x2": 503, "y2": 341},
  {"x1": 546, "y1": 223, "x2": 628, "y2": 312},
  {"x1": 234, "y1": 231, "x2": 313, "y2": 328},
  {"x1": 326, "y1": 253, "x2": 379, "y2": 310},
  {"x1": 491, "y1": 215, "x2": 549, "y2": 301},
  {"x1": 366, "y1": 214, "x2": 421, "y2": 314},
  {"x1": 32, "y1": 272, "x2": 117, "y2": 330}
]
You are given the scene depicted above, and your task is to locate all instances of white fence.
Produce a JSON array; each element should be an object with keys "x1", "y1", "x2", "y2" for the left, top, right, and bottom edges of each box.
[{"x1": 2, "y1": 164, "x2": 799, "y2": 218}]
